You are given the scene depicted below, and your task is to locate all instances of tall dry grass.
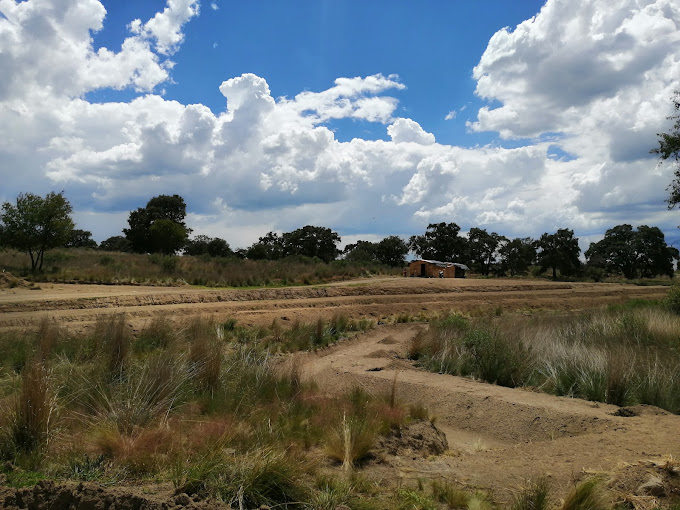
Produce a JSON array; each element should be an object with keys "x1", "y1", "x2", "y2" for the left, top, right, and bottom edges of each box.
[
  {"x1": 0, "y1": 248, "x2": 401, "y2": 287},
  {"x1": 410, "y1": 305, "x2": 680, "y2": 413}
]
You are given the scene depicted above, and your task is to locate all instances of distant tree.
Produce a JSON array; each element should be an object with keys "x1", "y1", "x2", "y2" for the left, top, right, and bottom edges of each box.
[
  {"x1": 376, "y1": 236, "x2": 409, "y2": 267},
  {"x1": 408, "y1": 222, "x2": 468, "y2": 262},
  {"x1": 66, "y1": 229, "x2": 97, "y2": 249},
  {"x1": 587, "y1": 224, "x2": 678, "y2": 278},
  {"x1": 124, "y1": 195, "x2": 190, "y2": 254},
  {"x1": 99, "y1": 236, "x2": 132, "y2": 252},
  {"x1": 652, "y1": 92, "x2": 680, "y2": 208},
  {"x1": 246, "y1": 232, "x2": 285, "y2": 260},
  {"x1": 0, "y1": 191, "x2": 74, "y2": 271},
  {"x1": 207, "y1": 237, "x2": 232, "y2": 257},
  {"x1": 343, "y1": 240, "x2": 378, "y2": 262},
  {"x1": 498, "y1": 237, "x2": 536, "y2": 276},
  {"x1": 282, "y1": 225, "x2": 341, "y2": 263},
  {"x1": 184, "y1": 235, "x2": 212, "y2": 256},
  {"x1": 467, "y1": 228, "x2": 506, "y2": 276},
  {"x1": 535, "y1": 229, "x2": 581, "y2": 279}
]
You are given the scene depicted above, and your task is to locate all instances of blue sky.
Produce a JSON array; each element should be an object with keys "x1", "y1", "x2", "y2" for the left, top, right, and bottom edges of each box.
[
  {"x1": 88, "y1": 0, "x2": 546, "y2": 147},
  {"x1": 1, "y1": 0, "x2": 679, "y2": 251}
]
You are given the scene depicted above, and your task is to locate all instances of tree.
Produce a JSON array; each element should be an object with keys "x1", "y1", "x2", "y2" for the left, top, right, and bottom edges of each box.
[
  {"x1": 653, "y1": 92, "x2": 680, "y2": 207},
  {"x1": 246, "y1": 232, "x2": 285, "y2": 260},
  {"x1": 282, "y1": 225, "x2": 341, "y2": 263},
  {"x1": 123, "y1": 195, "x2": 190, "y2": 254},
  {"x1": 587, "y1": 224, "x2": 678, "y2": 278},
  {"x1": 467, "y1": 228, "x2": 506, "y2": 276},
  {"x1": 408, "y1": 222, "x2": 468, "y2": 262},
  {"x1": 99, "y1": 236, "x2": 132, "y2": 252},
  {"x1": 343, "y1": 240, "x2": 378, "y2": 262},
  {"x1": 206, "y1": 237, "x2": 232, "y2": 258},
  {"x1": 375, "y1": 236, "x2": 409, "y2": 266},
  {"x1": 66, "y1": 229, "x2": 97, "y2": 249},
  {"x1": 535, "y1": 229, "x2": 581, "y2": 279},
  {"x1": 184, "y1": 235, "x2": 212, "y2": 256},
  {"x1": 498, "y1": 237, "x2": 536, "y2": 276},
  {"x1": 0, "y1": 192, "x2": 75, "y2": 271}
]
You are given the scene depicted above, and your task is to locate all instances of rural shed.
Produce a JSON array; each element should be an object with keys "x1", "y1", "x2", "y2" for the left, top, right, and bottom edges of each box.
[{"x1": 408, "y1": 259, "x2": 469, "y2": 278}]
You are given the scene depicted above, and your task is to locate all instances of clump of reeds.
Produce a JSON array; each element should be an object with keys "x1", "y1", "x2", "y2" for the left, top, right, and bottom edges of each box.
[
  {"x1": 7, "y1": 360, "x2": 55, "y2": 457},
  {"x1": 95, "y1": 314, "x2": 131, "y2": 380},
  {"x1": 511, "y1": 477, "x2": 551, "y2": 510}
]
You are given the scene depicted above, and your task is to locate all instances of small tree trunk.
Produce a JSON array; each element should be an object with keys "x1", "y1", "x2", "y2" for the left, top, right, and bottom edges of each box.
[
  {"x1": 38, "y1": 248, "x2": 45, "y2": 271},
  {"x1": 28, "y1": 248, "x2": 37, "y2": 272},
  {"x1": 552, "y1": 266, "x2": 557, "y2": 279}
]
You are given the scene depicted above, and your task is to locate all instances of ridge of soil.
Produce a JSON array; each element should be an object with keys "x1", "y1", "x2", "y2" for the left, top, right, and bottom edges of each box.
[{"x1": 0, "y1": 278, "x2": 668, "y2": 333}]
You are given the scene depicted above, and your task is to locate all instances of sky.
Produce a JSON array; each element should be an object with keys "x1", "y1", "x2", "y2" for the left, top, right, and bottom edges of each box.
[{"x1": 1, "y1": 0, "x2": 679, "y2": 252}]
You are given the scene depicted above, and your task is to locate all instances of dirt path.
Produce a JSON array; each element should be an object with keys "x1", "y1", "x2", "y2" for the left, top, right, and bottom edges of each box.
[
  {"x1": 295, "y1": 324, "x2": 680, "y2": 502},
  {"x1": 0, "y1": 278, "x2": 668, "y2": 333}
]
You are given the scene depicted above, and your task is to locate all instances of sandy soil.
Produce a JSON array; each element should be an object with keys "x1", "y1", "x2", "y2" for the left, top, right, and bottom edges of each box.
[
  {"x1": 0, "y1": 279, "x2": 677, "y2": 507},
  {"x1": 0, "y1": 277, "x2": 669, "y2": 333},
  {"x1": 293, "y1": 324, "x2": 680, "y2": 504}
]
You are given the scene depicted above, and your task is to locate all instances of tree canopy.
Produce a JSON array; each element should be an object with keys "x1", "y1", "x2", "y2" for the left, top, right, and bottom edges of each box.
[
  {"x1": 185, "y1": 235, "x2": 233, "y2": 257},
  {"x1": 467, "y1": 228, "x2": 506, "y2": 276},
  {"x1": 343, "y1": 236, "x2": 408, "y2": 267},
  {"x1": 66, "y1": 229, "x2": 97, "y2": 249},
  {"x1": 498, "y1": 237, "x2": 536, "y2": 276},
  {"x1": 99, "y1": 236, "x2": 132, "y2": 252},
  {"x1": 408, "y1": 222, "x2": 467, "y2": 262},
  {"x1": 653, "y1": 92, "x2": 680, "y2": 208},
  {"x1": 124, "y1": 195, "x2": 190, "y2": 254},
  {"x1": 536, "y1": 229, "x2": 581, "y2": 279},
  {"x1": 586, "y1": 224, "x2": 678, "y2": 278},
  {"x1": 0, "y1": 191, "x2": 75, "y2": 271}
]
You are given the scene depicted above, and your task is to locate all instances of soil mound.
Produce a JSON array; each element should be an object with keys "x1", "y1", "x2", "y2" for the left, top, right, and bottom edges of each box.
[
  {"x1": 608, "y1": 457, "x2": 680, "y2": 509},
  {"x1": 612, "y1": 405, "x2": 671, "y2": 417},
  {"x1": 0, "y1": 481, "x2": 229, "y2": 509},
  {"x1": 0, "y1": 272, "x2": 30, "y2": 289},
  {"x1": 377, "y1": 420, "x2": 449, "y2": 456}
]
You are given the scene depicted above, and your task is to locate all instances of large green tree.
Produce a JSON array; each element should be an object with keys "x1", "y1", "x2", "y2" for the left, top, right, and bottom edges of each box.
[
  {"x1": 124, "y1": 195, "x2": 190, "y2": 254},
  {"x1": 586, "y1": 224, "x2": 678, "y2": 278},
  {"x1": 375, "y1": 236, "x2": 409, "y2": 267},
  {"x1": 467, "y1": 228, "x2": 506, "y2": 276},
  {"x1": 246, "y1": 232, "x2": 286, "y2": 260},
  {"x1": 185, "y1": 235, "x2": 233, "y2": 258},
  {"x1": 535, "y1": 229, "x2": 581, "y2": 279},
  {"x1": 408, "y1": 222, "x2": 468, "y2": 262},
  {"x1": 282, "y1": 225, "x2": 341, "y2": 263},
  {"x1": 0, "y1": 192, "x2": 75, "y2": 271},
  {"x1": 653, "y1": 92, "x2": 680, "y2": 207},
  {"x1": 498, "y1": 237, "x2": 536, "y2": 276}
]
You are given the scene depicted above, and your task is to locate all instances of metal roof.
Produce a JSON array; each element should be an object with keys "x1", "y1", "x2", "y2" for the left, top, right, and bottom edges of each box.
[{"x1": 413, "y1": 259, "x2": 470, "y2": 271}]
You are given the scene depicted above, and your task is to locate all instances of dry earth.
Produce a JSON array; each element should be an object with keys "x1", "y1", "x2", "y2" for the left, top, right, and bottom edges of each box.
[
  {"x1": 0, "y1": 277, "x2": 670, "y2": 333},
  {"x1": 294, "y1": 323, "x2": 680, "y2": 504},
  {"x1": 1, "y1": 277, "x2": 678, "y2": 509}
]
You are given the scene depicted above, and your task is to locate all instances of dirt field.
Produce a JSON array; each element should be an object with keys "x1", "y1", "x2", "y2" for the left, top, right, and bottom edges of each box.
[
  {"x1": 0, "y1": 276, "x2": 670, "y2": 333},
  {"x1": 294, "y1": 323, "x2": 680, "y2": 503},
  {"x1": 1, "y1": 277, "x2": 677, "y2": 508}
]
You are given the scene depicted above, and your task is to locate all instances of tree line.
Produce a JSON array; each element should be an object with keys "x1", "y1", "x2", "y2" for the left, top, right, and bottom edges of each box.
[{"x1": 1, "y1": 192, "x2": 678, "y2": 279}]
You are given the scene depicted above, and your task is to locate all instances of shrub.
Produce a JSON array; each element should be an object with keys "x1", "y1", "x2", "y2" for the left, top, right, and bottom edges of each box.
[
  {"x1": 324, "y1": 412, "x2": 376, "y2": 470},
  {"x1": 561, "y1": 478, "x2": 608, "y2": 510},
  {"x1": 511, "y1": 477, "x2": 551, "y2": 510}
]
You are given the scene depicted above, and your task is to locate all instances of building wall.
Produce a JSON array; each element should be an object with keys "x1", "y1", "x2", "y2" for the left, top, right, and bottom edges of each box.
[{"x1": 408, "y1": 261, "x2": 458, "y2": 278}]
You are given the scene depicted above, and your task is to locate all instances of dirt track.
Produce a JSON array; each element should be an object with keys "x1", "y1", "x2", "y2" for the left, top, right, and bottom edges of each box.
[
  {"x1": 295, "y1": 323, "x2": 680, "y2": 502},
  {"x1": 0, "y1": 277, "x2": 670, "y2": 332}
]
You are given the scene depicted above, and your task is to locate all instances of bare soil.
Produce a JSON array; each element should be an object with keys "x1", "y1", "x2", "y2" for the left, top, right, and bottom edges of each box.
[
  {"x1": 0, "y1": 277, "x2": 669, "y2": 334},
  {"x1": 0, "y1": 278, "x2": 677, "y2": 508},
  {"x1": 291, "y1": 323, "x2": 680, "y2": 504}
]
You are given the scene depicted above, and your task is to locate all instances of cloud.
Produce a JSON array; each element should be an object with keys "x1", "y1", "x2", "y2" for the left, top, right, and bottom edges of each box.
[
  {"x1": 1, "y1": 0, "x2": 679, "y2": 250},
  {"x1": 445, "y1": 111, "x2": 456, "y2": 120},
  {"x1": 210, "y1": 2, "x2": 218, "y2": 11},
  {"x1": 387, "y1": 118, "x2": 436, "y2": 145}
]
